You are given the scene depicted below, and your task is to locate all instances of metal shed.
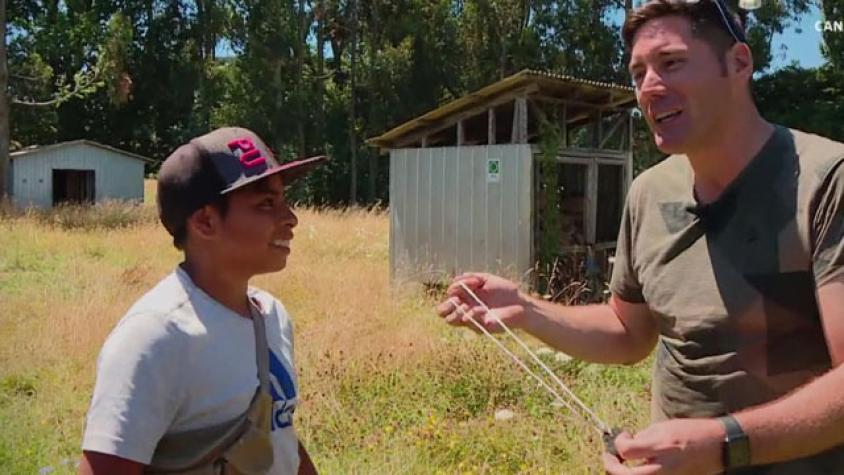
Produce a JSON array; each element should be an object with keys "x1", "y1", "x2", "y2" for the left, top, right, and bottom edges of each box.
[
  {"x1": 368, "y1": 69, "x2": 637, "y2": 285},
  {"x1": 9, "y1": 140, "x2": 151, "y2": 208}
]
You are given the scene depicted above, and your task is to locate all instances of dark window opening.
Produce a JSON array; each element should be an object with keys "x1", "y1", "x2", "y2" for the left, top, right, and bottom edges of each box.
[
  {"x1": 428, "y1": 124, "x2": 457, "y2": 147},
  {"x1": 559, "y1": 163, "x2": 588, "y2": 245},
  {"x1": 596, "y1": 164, "x2": 624, "y2": 242},
  {"x1": 53, "y1": 169, "x2": 95, "y2": 205},
  {"x1": 495, "y1": 101, "x2": 515, "y2": 144},
  {"x1": 536, "y1": 160, "x2": 589, "y2": 257},
  {"x1": 461, "y1": 111, "x2": 489, "y2": 145}
]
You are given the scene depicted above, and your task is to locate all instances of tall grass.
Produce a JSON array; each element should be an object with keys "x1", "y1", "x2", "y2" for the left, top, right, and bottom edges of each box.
[{"x1": 0, "y1": 182, "x2": 651, "y2": 474}]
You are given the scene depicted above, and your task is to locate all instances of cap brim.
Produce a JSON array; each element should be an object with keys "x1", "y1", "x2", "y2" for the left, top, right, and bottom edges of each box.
[{"x1": 221, "y1": 155, "x2": 329, "y2": 194}]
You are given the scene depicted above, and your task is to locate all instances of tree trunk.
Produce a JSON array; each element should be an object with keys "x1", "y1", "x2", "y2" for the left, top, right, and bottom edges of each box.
[
  {"x1": 197, "y1": 0, "x2": 206, "y2": 62},
  {"x1": 316, "y1": 3, "x2": 325, "y2": 135},
  {"x1": 196, "y1": 0, "x2": 210, "y2": 129},
  {"x1": 274, "y1": 58, "x2": 285, "y2": 155},
  {"x1": 295, "y1": 0, "x2": 307, "y2": 158},
  {"x1": 348, "y1": 0, "x2": 358, "y2": 204},
  {"x1": 366, "y1": 6, "x2": 378, "y2": 204},
  {"x1": 315, "y1": 1, "x2": 327, "y2": 205},
  {"x1": 0, "y1": 0, "x2": 9, "y2": 200}
]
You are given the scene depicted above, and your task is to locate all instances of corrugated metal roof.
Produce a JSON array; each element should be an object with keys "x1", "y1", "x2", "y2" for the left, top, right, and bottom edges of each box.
[
  {"x1": 10, "y1": 140, "x2": 154, "y2": 164},
  {"x1": 367, "y1": 69, "x2": 636, "y2": 149},
  {"x1": 520, "y1": 69, "x2": 635, "y2": 93}
]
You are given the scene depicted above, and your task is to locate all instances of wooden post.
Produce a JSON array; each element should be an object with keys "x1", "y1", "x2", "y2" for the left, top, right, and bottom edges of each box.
[
  {"x1": 457, "y1": 120, "x2": 465, "y2": 146},
  {"x1": 518, "y1": 97, "x2": 528, "y2": 144},
  {"x1": 587, "y1": 162, "x2": 598, "y2": 244},
  {"x1": 597, "y1": 109, "x2": 604, "y2": 149},
  {"x1": 561, "y1": 104, "x2": 568, "y2": 148},
  {"x1": 488, "y1": 108, "x2": 496, "y2": 145},
  {"x1": 511, "y1": 96, "x2": 528, "y2": 144}
]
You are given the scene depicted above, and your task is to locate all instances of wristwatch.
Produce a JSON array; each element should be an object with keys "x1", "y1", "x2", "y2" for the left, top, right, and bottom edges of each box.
[{"x1": 718, "y1": 414, "x2": 751, "y2": 470}]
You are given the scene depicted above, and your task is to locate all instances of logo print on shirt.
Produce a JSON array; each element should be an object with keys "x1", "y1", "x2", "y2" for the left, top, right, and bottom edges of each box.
[
  {"x1": 269, "y1": 350, "x2": 296, "y2": 430},
  {"x1": 227, "y1": 137, "x2": 267, "y2": 168}
]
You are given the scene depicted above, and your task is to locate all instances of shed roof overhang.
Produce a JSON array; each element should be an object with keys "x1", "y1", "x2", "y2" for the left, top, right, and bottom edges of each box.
[
  {"x1": 10, "y1": 140, "x2": 154, "y2": 164},
  {"x1": 367, "y1": 69, "x2": 636, "y2": 150}
]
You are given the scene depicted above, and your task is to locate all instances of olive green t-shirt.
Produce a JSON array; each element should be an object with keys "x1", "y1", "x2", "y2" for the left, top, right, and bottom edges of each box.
[{"x1": 610, "y1": 126, "x2": 844, "y2": 473}]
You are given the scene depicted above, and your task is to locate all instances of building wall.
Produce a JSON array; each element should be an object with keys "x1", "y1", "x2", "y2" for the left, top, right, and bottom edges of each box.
[
  {"x1": 390, "y1": 144, "x2": 533, "y2": 283},
  {"x1": 7, "y1": 158, "x2": 13, "y2": 198},
  {"x1": 10, "y1": 143, "x2": 145, "y2": 208}
]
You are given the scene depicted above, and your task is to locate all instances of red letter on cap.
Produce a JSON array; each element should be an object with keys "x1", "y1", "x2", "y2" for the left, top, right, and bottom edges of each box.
[{"x1": 228, "y1": 138, "x2": 267, "y2": 168}]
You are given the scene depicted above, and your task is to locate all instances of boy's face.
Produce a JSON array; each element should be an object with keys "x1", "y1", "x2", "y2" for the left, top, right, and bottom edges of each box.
[
  {"x1": 628, "y1": 15, "x2": 738, "y2": 154},
  {"x1": 214, "y1": 174, "x2": 298, "y2": 276}
]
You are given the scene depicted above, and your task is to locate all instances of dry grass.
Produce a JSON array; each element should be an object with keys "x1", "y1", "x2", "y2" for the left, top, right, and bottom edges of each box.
[{"x1": 0, "y1": 181, "x2": 651, "y2": 474}]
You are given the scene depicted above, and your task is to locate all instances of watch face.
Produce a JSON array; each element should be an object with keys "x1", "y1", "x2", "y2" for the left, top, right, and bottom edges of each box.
[
  {"x1": 728, "y1": 436, "x2": 751, "y2": 468},
  {"x1": 721, "y1": 416, "x2": 751, "y2": 469}
]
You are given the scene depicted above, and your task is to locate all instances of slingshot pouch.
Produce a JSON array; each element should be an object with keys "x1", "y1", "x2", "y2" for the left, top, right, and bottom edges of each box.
[{"x1": 603, "y1": 427, "x2": 624, "y2": 461}]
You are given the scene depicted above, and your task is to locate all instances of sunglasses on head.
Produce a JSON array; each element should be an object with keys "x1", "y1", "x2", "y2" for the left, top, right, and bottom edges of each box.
[{"x1": 682, "y1": 0, "x2": 748, "y2": 44}]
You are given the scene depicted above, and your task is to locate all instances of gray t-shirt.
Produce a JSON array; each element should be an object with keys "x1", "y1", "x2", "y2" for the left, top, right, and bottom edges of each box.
[
  {"x1": 611, "y1": 126, "x2": 844, "y2": 473},
  {"x1": 82, "y1": 266, "x2": 301, "y2": 474}
]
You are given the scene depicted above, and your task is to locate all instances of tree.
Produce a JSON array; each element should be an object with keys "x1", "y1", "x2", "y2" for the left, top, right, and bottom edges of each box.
[
  {"x1": 821, "y1": 0, "x2": 843, "y2": 68},
  {"x1": 1, "y1": 3, "x2": 131, "y2": 199},
  {"x1": 2, "y1": 0, "x2": 830, "y2": 206},
  {"x1": 732, "y1": 0, "x2": 814, "y2": 72},
  {"x1": 755, "y1": 64, "x2": 844, "y2": 143}
]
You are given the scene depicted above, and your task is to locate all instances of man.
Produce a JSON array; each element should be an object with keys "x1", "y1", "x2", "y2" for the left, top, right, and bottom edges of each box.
[
  {"x1": 79, "y1": 127, "x2": 326, "y2": 474},
  {"x1": 436, "y1": 1, "x2": 844, "y2": 473}
]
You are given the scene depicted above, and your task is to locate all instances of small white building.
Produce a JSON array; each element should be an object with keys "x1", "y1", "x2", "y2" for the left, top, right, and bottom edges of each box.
[{"x1": 9, "y1": 140, "x2": 151, "y2": 208}]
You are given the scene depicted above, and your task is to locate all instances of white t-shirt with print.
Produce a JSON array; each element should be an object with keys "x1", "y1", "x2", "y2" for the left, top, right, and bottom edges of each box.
[{"x1": 82, "y1": 266, "x2": 300, "y2": 474}]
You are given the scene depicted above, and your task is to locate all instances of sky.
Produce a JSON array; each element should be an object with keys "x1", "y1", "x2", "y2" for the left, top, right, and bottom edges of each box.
[{"x1": 769, "y1": 4, "x2": 826, "y2": 70}]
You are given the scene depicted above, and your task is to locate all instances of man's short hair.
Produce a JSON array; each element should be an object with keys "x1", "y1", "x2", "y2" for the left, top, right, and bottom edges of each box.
[{"x1": 622, "y1": 0, "x2": 746, "y2": 74}]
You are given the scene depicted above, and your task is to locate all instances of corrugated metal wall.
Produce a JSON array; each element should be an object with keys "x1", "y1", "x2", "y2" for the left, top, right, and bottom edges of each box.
[
  {"x1": 7, "y1": 158, "x2": 13, "y2": 198},
  {"x1": 390, "y1": 144, "x2": 533, "y2": 283},
  {"x1": 11, "y1": 143, "x2": 145, "y2": 208}
]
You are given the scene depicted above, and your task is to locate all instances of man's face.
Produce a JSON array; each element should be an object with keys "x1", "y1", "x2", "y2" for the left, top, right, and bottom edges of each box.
[
  {"x1": 628, "y1": 15, "x2": 735, "y2": 154},
  {"x1": 215, "y1": 174, "x2": 298, "y2": 276}
]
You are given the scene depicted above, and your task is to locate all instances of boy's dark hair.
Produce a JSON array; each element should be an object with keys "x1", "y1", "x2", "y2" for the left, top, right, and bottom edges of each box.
[
  {"x1": 170, "y1": 197, "x2": 230, "y2": 250},
  {"x1": 622, "y1": 0, "x2": 746, "y2": 74}
]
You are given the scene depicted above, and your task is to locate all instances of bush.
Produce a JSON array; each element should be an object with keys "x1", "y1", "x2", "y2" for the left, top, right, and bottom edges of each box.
[
  {"x1": 0, "y1": 198, "x2": 15, "y2": 220},
  {"x1": 30, "y1": 201, "x2": 157, "y2": 230}
]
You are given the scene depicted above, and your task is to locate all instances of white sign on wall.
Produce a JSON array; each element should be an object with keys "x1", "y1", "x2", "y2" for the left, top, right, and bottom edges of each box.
[{"x1": 487, "y1": 158, "x2": 501, "y2": 183}]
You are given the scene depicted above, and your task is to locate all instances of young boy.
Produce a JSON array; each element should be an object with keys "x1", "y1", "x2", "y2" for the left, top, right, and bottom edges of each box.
[{"x1": 79, "y1": 127, "x2": 327, "y2": 474}]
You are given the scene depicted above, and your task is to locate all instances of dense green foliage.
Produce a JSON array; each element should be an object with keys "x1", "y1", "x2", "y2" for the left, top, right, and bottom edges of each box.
[{"x1": 8, "y1": 0, "x2": 843, "y2": 205}]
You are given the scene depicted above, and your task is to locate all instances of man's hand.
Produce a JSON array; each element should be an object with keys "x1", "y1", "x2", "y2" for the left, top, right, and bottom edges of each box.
[
  {"x1": 602, "y1": 418, "x2": 724, "y2": 475},
  {"x1": 434, "y1": 272, "x2": 526, "y2": 332}
]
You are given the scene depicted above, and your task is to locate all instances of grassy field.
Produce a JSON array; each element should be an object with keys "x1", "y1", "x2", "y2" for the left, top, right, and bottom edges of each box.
[{"x1": 0, "y1": 181, "x2": 651, "y2": 474}]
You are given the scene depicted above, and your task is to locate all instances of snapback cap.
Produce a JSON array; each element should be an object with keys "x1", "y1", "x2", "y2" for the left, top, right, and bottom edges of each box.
[{"x1": 157, "y1": 126, "x2": 328, "y2": 240}]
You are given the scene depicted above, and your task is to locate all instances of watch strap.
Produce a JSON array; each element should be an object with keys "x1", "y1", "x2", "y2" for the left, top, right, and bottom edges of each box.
[{"x1": 719, "y1": 414, "x2": 751, "y2": 470}]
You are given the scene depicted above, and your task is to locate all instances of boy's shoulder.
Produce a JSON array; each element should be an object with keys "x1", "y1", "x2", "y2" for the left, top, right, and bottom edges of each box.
[
  {"x1": 122, "y1": 269, "x2": 289, "y2": 327},
  {"x1": 248, "y1": 286, "x2": 293, "y2": 336},
  {"x1": 106, "y1": 271, "x2": 294, "y2": 357},
  {"x1": 126, "y1": 270, "x2": 191, "y2": 316},
  {"x1": 248, "y1": 286, "x2": 287, "y2": 315},
  {"x1": 102, "y1": 271, "x2": 200, "y2": 356}
]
